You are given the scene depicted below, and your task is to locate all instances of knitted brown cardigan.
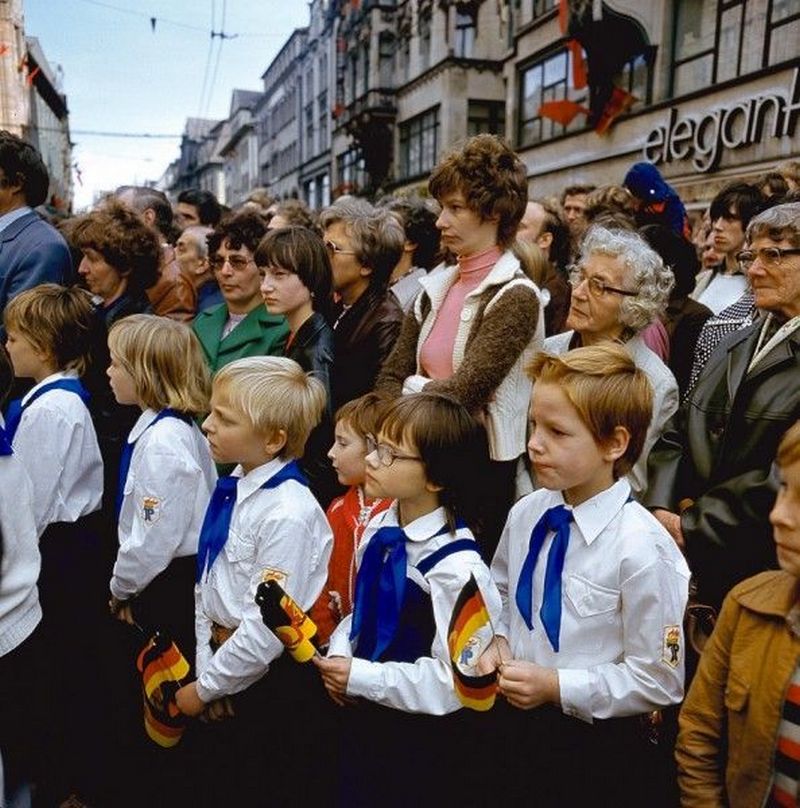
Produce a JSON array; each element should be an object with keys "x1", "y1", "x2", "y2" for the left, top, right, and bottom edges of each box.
[{"x1": 376, "y1": 281, "x2": 541, "y2": 415}]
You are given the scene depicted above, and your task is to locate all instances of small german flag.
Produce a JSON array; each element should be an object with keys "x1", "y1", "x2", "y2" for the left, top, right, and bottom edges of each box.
[
  {"x1": 136, "y1": 632, "x2": 190, "y2": 748},
  {"x1": 447, "y1": 574, "x2": 497, "y2": 712},
  {"x1": 256, "y1": 579, "x2": 319, "y2": 663}
]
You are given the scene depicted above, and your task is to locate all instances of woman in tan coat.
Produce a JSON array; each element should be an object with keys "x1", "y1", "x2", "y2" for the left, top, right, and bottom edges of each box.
[{"x1": 676, "y1": 419, "x2": 800, "y2": 806}]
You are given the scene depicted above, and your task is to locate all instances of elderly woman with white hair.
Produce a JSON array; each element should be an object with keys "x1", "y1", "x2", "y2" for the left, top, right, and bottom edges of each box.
[{"x1": 541, "y1": 225, "x2": 678, "y2": 493}]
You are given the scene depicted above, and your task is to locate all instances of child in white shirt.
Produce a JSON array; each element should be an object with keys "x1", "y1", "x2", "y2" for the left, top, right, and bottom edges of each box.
[
  {"x1": 176, "y1": 356, "x2": 332, "y2": 806},
  {"x1": 483, "y1": 343, "x2": 690, "y2": 807}
]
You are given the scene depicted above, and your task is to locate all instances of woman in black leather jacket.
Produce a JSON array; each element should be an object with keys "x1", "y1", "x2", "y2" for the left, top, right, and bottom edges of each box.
[{"x1": 255, "y1": 226, "x2": 340, "y2": 507}]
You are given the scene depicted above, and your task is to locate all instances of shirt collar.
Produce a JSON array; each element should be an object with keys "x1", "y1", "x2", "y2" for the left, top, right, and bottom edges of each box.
[
  {"x1": 383, "y1": 502, "x2": 449, "y2": 542},
  {"x1": 570, "y1": 478, "x2": 631, "y2": 545},
  {"x1": 21, "y1": 369, "x2": 77, "y2": 405},
  {"x1": 0, "y1": 205, "x2": 32, "y2": 234},
  {"x1": 128, "y1": 407, "x2": 159, "y2": 441},
  {"x1": 234, "y1": 456, "x2": 289, "y2": 501}
]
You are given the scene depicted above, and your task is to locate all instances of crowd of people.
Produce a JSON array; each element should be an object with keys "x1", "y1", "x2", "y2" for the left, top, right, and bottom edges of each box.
[{"x1": 0, "y1": 124, "x2": 799, "y2": 807}]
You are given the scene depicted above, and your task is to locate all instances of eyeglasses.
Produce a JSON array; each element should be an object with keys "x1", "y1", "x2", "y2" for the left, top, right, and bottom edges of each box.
[
  {"x1": 324, "y1": 239, "x2": 357, "y2": 256},
  {"x1": 365, "y1": 435, "x2": 422, "y2": 467},
  {"x1": 736, "y1": 247, "x2": 800, "y2": 269},
  {"x1": 567, "y1": 266, "x2": 639, "y2": 298},
  {"x1": 209, "y1": 254, "x2": 253, "y2": 272}
]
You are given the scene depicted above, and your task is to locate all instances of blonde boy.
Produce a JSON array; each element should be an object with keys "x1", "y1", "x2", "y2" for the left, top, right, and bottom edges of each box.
[
  {"x1": 484, "y1": 343, "x2": 690, "y2": 805},
  {"x1": 176, "y1": 355, "x2": 332, "y2": 712}
]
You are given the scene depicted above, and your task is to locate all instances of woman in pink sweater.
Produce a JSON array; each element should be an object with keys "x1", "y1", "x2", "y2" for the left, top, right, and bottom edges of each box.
[{"x1": 378, "y1": 135, "x2": 543, "y2": 558}]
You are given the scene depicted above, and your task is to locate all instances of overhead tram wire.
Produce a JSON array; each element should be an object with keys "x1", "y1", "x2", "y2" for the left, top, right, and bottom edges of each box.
[
  {"x1": 196, "y1": 0, "x2": 218, "y2": 118},
  {"x1": 202, "y1": 0, "x2": 229, "y2": 119}
]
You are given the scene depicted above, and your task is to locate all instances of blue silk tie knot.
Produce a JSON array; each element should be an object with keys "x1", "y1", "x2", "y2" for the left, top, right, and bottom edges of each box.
[
  {"x1": 195, "y1": 476, "x2": 239, "y2": 583},
  {"x1": 350, "y1": 525, "x2": 408, "y2": 661},
  {"x1": 515, "y1": 504, "x2": 573, "y2": 652}
]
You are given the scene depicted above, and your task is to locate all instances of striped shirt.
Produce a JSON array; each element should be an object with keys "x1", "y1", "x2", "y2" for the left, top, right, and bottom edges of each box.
[{"x1": 771, "y1": 666, "x2": 800, "y2": 806}]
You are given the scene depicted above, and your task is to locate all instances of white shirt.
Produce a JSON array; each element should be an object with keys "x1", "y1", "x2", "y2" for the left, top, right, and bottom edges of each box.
[
  {"x1": 696, "y1": 272, "x2": 748, "y2": 315},
  {"x1": 0, "y1": 451, "x2": 41, "y2": 656},
  {"x1": 328, "y1": 504, "x2": 503, "y2": 715},
  {"x1": 11, "y1": 370, "x2": 103, "y2": 534},
  {"x1": 194, "y1": 457, "x2": 333, "y2": 702},
  {"x1": 492, "y1": 479, "x2": 690, "y2": 724},
  {"x1": 110, "y1": 408, "x2": 217, "y2": 601}
]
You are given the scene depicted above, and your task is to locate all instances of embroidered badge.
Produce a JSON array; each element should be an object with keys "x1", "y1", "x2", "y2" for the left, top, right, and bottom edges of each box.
[
  {"x1": 142, "y1": 496, "x2": 161, "y2": 524},
  {"x1": 662, "y1": 624, "x2": 681, "y2": 668},
  {"x1": 261, "y1": 567, "x2": 289, "y2": 588}
]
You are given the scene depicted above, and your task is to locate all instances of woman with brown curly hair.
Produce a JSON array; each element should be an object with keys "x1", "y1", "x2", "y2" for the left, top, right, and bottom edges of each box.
[
  {"x1": 377, "y1": 134, "x2": 544, "y2": 557},
  {"x1": 70, "y1": 200, "x2": 161, "y2": 327}
]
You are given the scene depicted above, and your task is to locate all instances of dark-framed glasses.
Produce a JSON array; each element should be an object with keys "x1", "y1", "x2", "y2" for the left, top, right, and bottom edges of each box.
[
  {"x1": 324, "y1": 239, "x2": 357, "y2": 256},
  {"x1": 365, "y1": 434, "x2": 422, "y2": 467},
  {"x1": 209, "y1": 254, "x2": 253, "y2": 272},
  {"x1": 736, "y1": 247, "x2": 800, "y2": 269},
  {"x1": 567, "y1": 266, "x2": 639, "y2": 298}
]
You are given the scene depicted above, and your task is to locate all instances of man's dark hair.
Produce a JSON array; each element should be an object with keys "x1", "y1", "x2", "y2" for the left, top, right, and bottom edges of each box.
[
  {"x1": 379, "y1": 195, "x2": 441, "y2": 270},
  {"x1": 709, "y1": 182, "x2": 765, "y2": 229},
  {"x1": 177, "y1": 188, "x2": 222, "y2": 227},
  {"x1": 207, "y1": 210, "x2": 269, "y2": 257},
  {"x1": 0, "y1": 130, "x2": 49, "y2": 207},
  {"x1": 639, "y1": 224, "x2": 700, "y2": 299},
  {"x1": 535, "y1": 197, "x2": 572, "y2": 271}
]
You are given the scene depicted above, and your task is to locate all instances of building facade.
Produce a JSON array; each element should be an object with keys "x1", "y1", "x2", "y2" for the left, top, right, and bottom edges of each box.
[
  {"x1": 259, "y1": 28, "x2": 308, "y2": 201},
  {"x1": 505, "y1": 1, "x2": 800, "y2": 207},
  {"x1": 219, "y1": 88, "x2": 263, "y2": 207},
  {"x1": 169, "y1": 0, "x2": 799, "y2": 211},
  {"x1": 25, "y1": 37, "x2": 71, "y2": 211},
  {"x1": 297, "y1": 0, "x2": 335, "y2": 209}
]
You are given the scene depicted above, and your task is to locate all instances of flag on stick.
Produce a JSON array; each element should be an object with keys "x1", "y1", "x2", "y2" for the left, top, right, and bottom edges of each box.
[
  {"x1": 256, "y1": 579, "x2": 319, "y2": 662},
  {"x1": 447, "y1": 574, "x2": 497, "y2": 711},
  {"x1": 136, "y1": 632, "x2": 190, "y2": 748}
]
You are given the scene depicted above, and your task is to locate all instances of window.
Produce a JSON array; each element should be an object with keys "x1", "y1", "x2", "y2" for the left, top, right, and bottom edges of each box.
[
  {"x1": 318, "y1": 53, "x2": 328, "y2": 93},
  {"x1": 379, "y1": 32, "x2": 394, "y2": 87},
  {"x1": 337, "y1": 146, "x2": 366, "y2": 192},
  {"x1": 531, "y1": 0, "x2": 557, "y2": 18},
  {"x1": 517, "y1": 46, "x2": 649, "y2": 147},
  {"x1": 419, "y1": 8, "x2": 432, "y2": 71},
  {"x1": 468, "y1": 100, "x2": 506, "y2": 138},
  {"x1": 671, "y1": 0, "x2": 800, "y2": 97},
  {"x1": 305, "y1": 102, "x2": 314, "y2": 158},
  {"x1": 318, "y1": 90, "x2": 329, "y2": 151},
  {"x1": 454, "y1": 10, "x2": 476, "y2": 58},
  {"x1": 399, "y1": 106, "x2": 439, "y2": 179}
]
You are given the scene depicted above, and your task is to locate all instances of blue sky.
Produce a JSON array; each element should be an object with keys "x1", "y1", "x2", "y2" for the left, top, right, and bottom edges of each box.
[{"x1": 25, "y1": 1, "x2": 310, "y2": 209}]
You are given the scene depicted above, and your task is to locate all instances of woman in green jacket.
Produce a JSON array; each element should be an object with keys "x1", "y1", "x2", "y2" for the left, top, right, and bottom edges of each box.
[{"x1": 192, "y1": 210, "x2": 288, "y2": 373}]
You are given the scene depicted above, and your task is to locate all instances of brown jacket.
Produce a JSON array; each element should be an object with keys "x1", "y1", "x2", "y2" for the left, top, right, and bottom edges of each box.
[
  {"x1": 145, "y1": 248, "x2": 196, "y2": 322},
  {"x1": 677, "y1": 571, "x2": 800, "y2": 807}
]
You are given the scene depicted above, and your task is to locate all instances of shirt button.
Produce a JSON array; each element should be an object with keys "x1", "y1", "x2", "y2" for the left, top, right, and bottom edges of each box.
[{"x1": 460, "y1": 309, "x2": 473, "y2": 322}]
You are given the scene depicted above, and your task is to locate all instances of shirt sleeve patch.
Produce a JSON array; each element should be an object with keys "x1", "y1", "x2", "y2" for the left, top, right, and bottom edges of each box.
[
  {"x1": 141, "y1": 496, "x2": 161, "y2": 524},
  {"x1": 662, "y1": 624, "x2": 681, "y2": 668},
  {"x1": 261, "y1": 567, "x2": 289, "y2": 589}
]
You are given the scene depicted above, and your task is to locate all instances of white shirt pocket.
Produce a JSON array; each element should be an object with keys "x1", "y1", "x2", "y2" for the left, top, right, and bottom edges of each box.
[
  {"x1": 223, "y1": 528, "x2": 256, "y2": 565},
  {"x1": 565, "y1": 574, "x2": 620, "y2": 617},
  {"x1": 563, "y1": 574, "x2": 621, "y2": 655}
]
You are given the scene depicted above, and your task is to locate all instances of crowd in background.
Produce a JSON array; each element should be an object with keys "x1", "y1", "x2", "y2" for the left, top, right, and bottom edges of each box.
[{"x1": 1, "y1": 123, "x2": 800, "y2": 807}]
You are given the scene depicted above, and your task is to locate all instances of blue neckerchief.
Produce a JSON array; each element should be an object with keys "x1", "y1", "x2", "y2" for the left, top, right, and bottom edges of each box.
[
  {"x1": 4, "y1": 377, "x2": 90, "y2": 443},
  {"x1": 514, "y1": 504, "x2": 573, "y2": 652},
  {"x1": 116, "y1": 408, "x2": 194, "y2": 519},
  {"x1": 195, "y1": 459, "x2": 308, "y2": 583},
  {"x1": 350, "y1": 519, "x2": 460, "y2": 661}
]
